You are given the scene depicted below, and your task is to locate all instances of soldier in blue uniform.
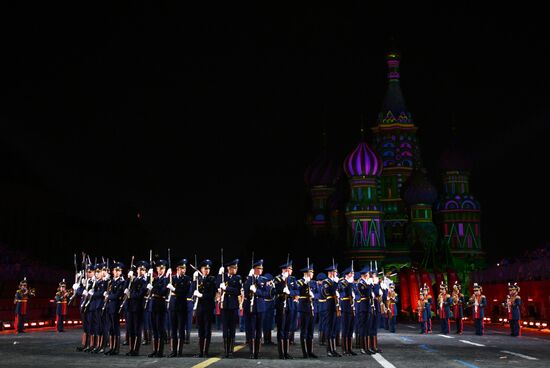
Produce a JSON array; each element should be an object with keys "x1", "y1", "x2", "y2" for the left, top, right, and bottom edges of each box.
[
  {"x1": 14, "y1": 278, "x2": 34, "y2": 334},
  {"x1": 89, "y1": 263, "x2": 108, "y2": 353},
  {"x1": 315, "y1": 272, "x2": 327, "y2": 346},
  {"x1": 356, "y1": 266, "x2": 373, "y2": 354},
  {"x1": 262, "y1": 273, "x2": 275, "y2": 346},
  {"x1": 321, "y1": 263, "x2": 341, "y2": 357},
  {"x1": 437, "y1": 282, "x2": 452, "y2": 335},
  {"x1": 369, "y1": 269, "x2": 383, "y2": 353},
  {"x1": 185, "y1": 274, "x2": 194, "y2": 345},
  {"x1": 468, "y1": 283, "x2": 486, "y2": 336},
  {"x1": 506, "y1": 283, "x2": 521, "y2": 337},
  {"x1": 272, "y1": 260, "x2": 298, "y2": 359},
  {"x1": 338, "y1": 266, "x2": 357, "y2": 356},
  {"x1": 217, "y1": 258, "x2": 242, "y2": 358},
  {"x1": 167, "y1": 258, "x2": 192, "y2": 357},
  {"x1": 243, "y1": 259, "x2": 271, "y2": 359},
  {"x1": 193, "y1": 259, "x2": 217, "y2": 357},
  {"x1": 104, "y1": 262, "x2": 125, "y2": 355},
  {"x1": 54, "y1": 279, "x2": 70, "y2": 332},
  {"x1": 295, "y1": 263, "x2": 317, "y2": 358},
  {"x1": 75, "y1": 265, "x2": 94, "y2": 351},
  {"x1": 147, "y1": 259, "x2": 169, "y2": 357},
  {"x1": 124, "y1": 260, "x2": 148, "y2": 356},
  {"x1": 353, "y1": 272, "x2": 362, "y2": 349}
]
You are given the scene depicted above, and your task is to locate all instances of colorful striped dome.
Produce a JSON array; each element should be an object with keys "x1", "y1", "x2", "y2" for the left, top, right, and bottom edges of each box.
[
  {"x1": 304, "y1": 153, "x2": 340, "y2": 187},
  {"x1": 343, "y1": 142, "x2": 382, "y2": 177}
]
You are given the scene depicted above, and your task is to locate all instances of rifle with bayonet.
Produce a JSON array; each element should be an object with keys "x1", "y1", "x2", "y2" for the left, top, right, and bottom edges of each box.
[
  {"x1": 102, "y1": 258, "x2": 112, "y2": 315},
  {"x1": 68, "y1": 252, "x2": 83, "y2": 306},
  {"x1": 144, "y1": 250, "x2": 153, "y2": 310},
  {"x1": 166, "y1": 249, "x2": 172, "y2": 309},
  {"x1": 119, "y1": 256, "x2": 135, "y2": 314},
  {"x1": 249, "y1": 251, "x2": 255, "y2": 313},
  {"x1": 219, "y1": 248, "x2": 225, "y2": 310}
]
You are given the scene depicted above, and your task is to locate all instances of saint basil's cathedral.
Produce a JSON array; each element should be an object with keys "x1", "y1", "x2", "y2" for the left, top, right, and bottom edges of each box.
[{"x1": 304, "y1": 49, "x2": 484, "y2": 276}]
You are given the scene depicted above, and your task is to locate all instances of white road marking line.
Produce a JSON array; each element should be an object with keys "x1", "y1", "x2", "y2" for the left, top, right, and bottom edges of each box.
[
  {"x1": 459, "y1": 339, "x2": 485, "y2": 347},
  {"x1": 372, "y1": 353, "x2": 397, "y2": 368},
  {"x1": 438, "y1": 334, "x2": 454, "y2": 339},
  {"x1": 501, "y1": 350, "x2": 539, "y2": 361},
  {"x1": 406, "y1": 325, "x2": 416, "y2": 329}
]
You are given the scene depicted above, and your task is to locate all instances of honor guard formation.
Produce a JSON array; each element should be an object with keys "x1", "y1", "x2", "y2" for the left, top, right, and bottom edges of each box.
[{"x1": 13, "y1": 252, "x2": 523, "y2": 360}]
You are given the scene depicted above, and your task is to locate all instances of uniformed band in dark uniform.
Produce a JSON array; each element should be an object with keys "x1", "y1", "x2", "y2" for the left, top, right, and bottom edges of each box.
[{"x1": 12, "y1": 252, "x2": 521, "y2": 359}]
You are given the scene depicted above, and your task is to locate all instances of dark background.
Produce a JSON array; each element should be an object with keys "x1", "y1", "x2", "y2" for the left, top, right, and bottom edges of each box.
[{"x1": 1, "y1": 3, "x2": 548, "y2": 273}]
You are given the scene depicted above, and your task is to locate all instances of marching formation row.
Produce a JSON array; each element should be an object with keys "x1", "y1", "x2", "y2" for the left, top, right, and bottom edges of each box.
[{"x1": 13, "y1": 254, "x2": 523, "y2": 360}]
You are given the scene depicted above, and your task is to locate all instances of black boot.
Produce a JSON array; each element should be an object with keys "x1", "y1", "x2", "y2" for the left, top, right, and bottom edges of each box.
[
  {"x1": 143, "y1": 330, "x2": 150, "y2": 345},
  {"x1": 168, "y1": 338, "x2": 178, "y2": 357},
  {"x1": 204, "y1": 337, "x2": 210, "y2": 357},
  {"x1": 254, "y1": 338, "x2": 260, "y2": 359},
  {"x1": 126, "y1": 336, "x2": 134, "y2": 356},
  {"x1": 277, "y1": 338, "x2": 284, "y2": 359},
  {"x1": 307, "y1": 339, "x2": 317, "y2": 358},
  {"x1": 331, "y1": 339, "x2": 341, "y2": 357},
  {"x1": 320, "y1": 331, "x2": 325, "y2": 346},
  {"x1": 348, "y1": 337, "x2": 357, "y2": 355},
  {"x1": 228, "y1": 337, "x2": 234, "y2": 358},
  {"x1": 132, "y1": 336, "x2": 142, "y2": 356},
  {"x1": 249, "y1": 338, "x2": 255, "y2": 359},
  {"x1": 157, "y1": 337, "x2": 165, "y2": 357},
  {"x1": 104, "y1": 336, "x2": 113, "y2": 355},
  {"x1": 178, "y1": 338, "x2": 184, "y2": 357},
  {"x1": 300, "y1": 338, "x2": 308, "y2": 358},
  {"x1": 148, "y1": 338, "x2": 158, "y2": 357},
  {"x1": 326, "y1": 340, "x2": 333, "y2": 357},
  {"x1": 284, "y1": 339, "x2": 293, "y2": 359},
  {"x1": 223, "y1": 338, "x2": 228, "y2": 358},
  {"x1": 194, "y1": 337, "x2": 204, "y2": 357},
  {"x1": 110, "y1": 336, "x2": 120, "y2": 355},
  {"x1": 341, "y1": 335, "x2": 348, "y2": 356},
  {"x1": 335, "y1": 333, "x2": 340, "y2": 347},
  {"x1": 185, "y1": 330, "x2": 190, "y2": 344}
]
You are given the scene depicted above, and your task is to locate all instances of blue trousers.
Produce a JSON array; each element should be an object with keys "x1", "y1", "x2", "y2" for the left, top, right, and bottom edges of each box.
[
  {"x1": 299, "y1": 311, "x2": 314, "y2": 340},
  {"x1": 221, "y1": 309, "x2": 238, "y2": 338},
  {"x1": 474, "y1": 318, "x2": 483, "y2": 335},
  {"x1": 510, "y1": 319, "x2": 520, "y2": 336},
  {"x1": 341, "y1": 312, "x2": 354, "y2": 338}
]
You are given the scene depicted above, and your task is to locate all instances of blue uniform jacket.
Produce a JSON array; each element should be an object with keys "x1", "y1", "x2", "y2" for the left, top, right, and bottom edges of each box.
[
  {"x1": 320, "y1": 278, "x2": 338, "y2": 313},
  {"x1": 243, "y1": 275, "x2": 271, "y2": 313},
  {"x1": 217, "y1": 274, "x2": 242, "y2": 310},
  {"x1": 338, "y1": 279, "x2": 355, "y2": 314},
  {"x1": 295, "y1": 278, "x2": 314, "y2": 313}
]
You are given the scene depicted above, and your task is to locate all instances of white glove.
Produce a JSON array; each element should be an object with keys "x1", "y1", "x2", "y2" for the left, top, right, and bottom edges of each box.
[
  {"x1": 282, "y1": 271, "x2": 288, "y2": 280},
  {"x1": 72, "y1": 283, "x2": 80, "y2": 291},
  {"x1": 309, "y1": 290, "x2": 315, "y2": 299},
  {"x1": 82, "y1": 290, "x2": 89, "y2": 296},
  {"x1": 248, "y1": 269, "x2": 254, "y2": 277},
  {"x1": 127, "y1": 270, "x2": 134, "y2": 278},
  {"x1": 167, "y1": 284, "x2": 175, "y2": 291},
  {"x1": 304, "y1": 276, "x2": 310, "y2": 283},
  {"x1": 193, "y1": 270, "x2": 200, "y2": 281},
  {"x1": 250, "y1": 284, "x2": 257, "y2": 293},
  {"x1": 104, "y1": 274, "x2": 110, "y2": 280},
  {"x1": 146, "y1": 283, "x2": 153, "y2": 290},
  {"x1": 147, "y1": 268, "x2": 154, "y2": 276},
  {"x1": 335, "y1": 290, "x2": 340, "y2": 299},
  {"x1": 103, "y1": 291, "x2": 108, "y2": 297},
  {"x1": 124, "y1": 288, "x2": 130, "y2": 296},
  {"x1": 218, "y1": 266, "x2": 225, "y2": 275},
  {"x1": 193, "y1": 290, "x2": 203, "y2": 298},
  {"x1": 332, "y1": 276, "x2": 339, "y2": 283},
  {"x1": 220, "y1": 283, "x2": 226, "y2": 290},
  {"x1": 367, "y1": 278, "x2": 373, "y2": 285},
  {"x1": 166, "y1": 268, "x2": 172, "y2": 277},
  {"x1": 88, "y1": 290, "x2": 94, "y2": 296},
  {"x1": 346, "y1": 276, "x2": 354, "y2": 283},
  {"x1": 379, "y1": 289, "x2": 383, "y2": 296},
  {"x1": 283, "y1": 286, "x2": 290, "y2": 295}
]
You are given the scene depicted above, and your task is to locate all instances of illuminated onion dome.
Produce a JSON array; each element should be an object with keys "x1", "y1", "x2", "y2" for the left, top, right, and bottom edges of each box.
[
  {"x1": 304, "y1": 153, "x2": 340, "y2": 187},
  {"x1": 402, "y1": 168, "x2": 438, "y2": 205},
  {"x1": 343, "y1": 142, "x2": 382, "y2": 178}
]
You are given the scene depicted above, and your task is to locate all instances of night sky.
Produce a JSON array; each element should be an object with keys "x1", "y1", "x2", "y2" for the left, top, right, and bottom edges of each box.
[{"x1": 1, "y1": 4, "x2": 549, "y2": 271}]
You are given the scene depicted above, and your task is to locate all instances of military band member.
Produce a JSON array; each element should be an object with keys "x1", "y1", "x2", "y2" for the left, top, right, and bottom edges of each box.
[
  {"x1": 273, "y1": 260, "x2": 298, "y2": 359},
  {"x1": 469, "y1": 283, "x2": 486, "y2": 336},
  {"x1": 55, "y1": 279, "x2": 70, "y2": 332},
  {"x1": 104, "y1": 262, "x2": 125, "y2": 355},
  {"x1": 386, "y1": 282, "x2": 398, "y2": 333},
  {"x1": 167, "y1": 258, "x2": 192, "y2": 357},
  {"x1": 418, "y1": 292, "x2": 429, "y2": 334},
  {"x1": 422, "y1": 284, "x2": 433, "y2": 333},
  {"x1": 193, "y1": 259, "x2": 216, "y2": 357},
  {"x1": 506, "y1": 283, "x2": 521, "y2": 337},
  {"x1": 262, "y1": 273, "x2": 275, "y2": 346},
  {"x1": 451, "y1": 281, "x2": 464, "y2": 334},
  {"x1": 147, "y1": 259, "x2": 169, "y2": 357},
  {"x1": 296, "y1": 264, "x2": 317, "y2": 358},
  {"x1": 338, "y1": 266, "x2": 357, "y2": 356},
  {"x1": 76, "y1": 265, "x2": 94, "y2": 351},
  {"x1": 217, "y1": 258, "x2": 242, "y2": 358},
  {"x1": 243, "y1": 259, "x2": 270, "y2": 359},
  {"x1": 438, "y1": 282, "x2": 452, "y2": 335},
  {"x1": 321, "y1": 263, "x2": 341, "y2": 357},
  {"x1": 125, "y1": 260, "x2": 148, "y2": 356},
  {"x1": 14, "y1": 278, "x2": 34, "y2": 334}
]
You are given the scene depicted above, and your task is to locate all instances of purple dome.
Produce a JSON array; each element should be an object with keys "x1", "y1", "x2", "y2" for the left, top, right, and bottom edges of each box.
[
  {"x1": 402, "y1": 169, "x2": 438, "y2": 205},
  {"x1": 343, "y1": 142, "x2": 382, "y2": 177},
  {"x1": 304, "y1": 153, "x2": 340, "y2": 187}
]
